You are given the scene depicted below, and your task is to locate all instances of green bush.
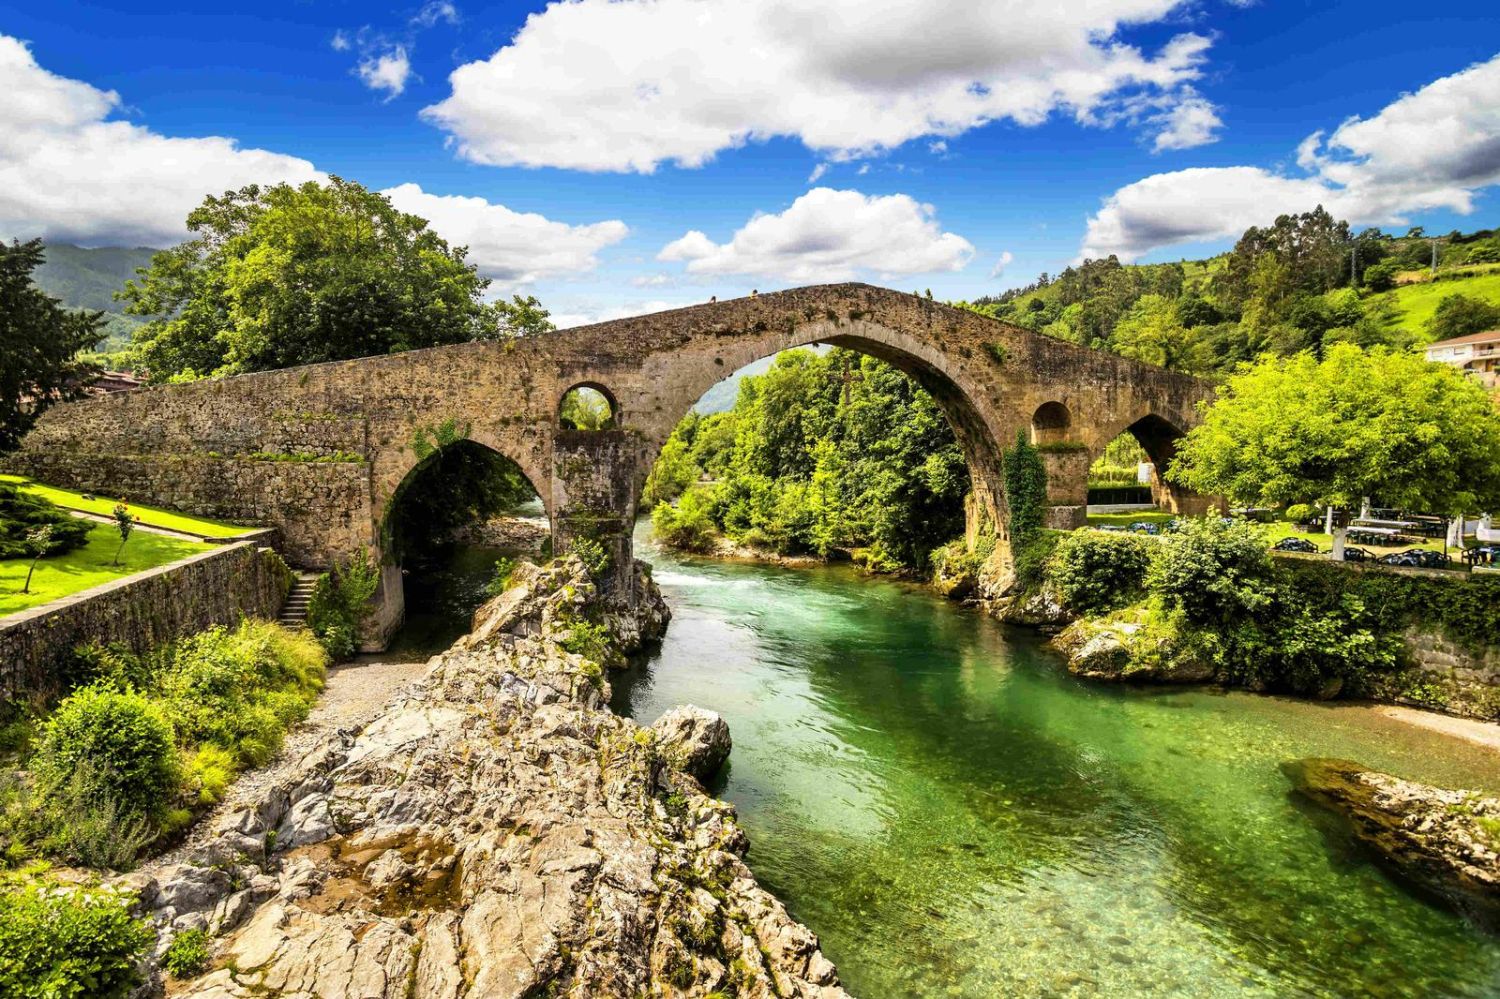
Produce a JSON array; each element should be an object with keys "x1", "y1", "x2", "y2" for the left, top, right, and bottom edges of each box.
[
  {"x1": 0, "y1": 877, "x2": 152, "y2": 999},
  {"x1": 1361, "y1": 259, "x2": 1400, "y2": 292},
  {"x1": 307, "y1": 550, "x2": 380, "y2": 661},
  {"x1": 162, "y1": 927, "x2": 212, "y2": 978},
  {"x1": 483, "y1": 557, "x2": 518, "y2": 598},
  {"x1": 559, "y1": 619, "x2": 619, "y2": 671},
  {"x1": 32, "y1": 687, "x2": 177, "y2": 821},
  {"x1": 1145, "y1": 517, "x2": 1277, "y2": 626},
  {"x1": 1047, "y1": 531, "x2": 1152, "y2": 614},
  {"x1": 39, "y1": 765, "x2": 155, "y2": 869},
  {"x1": 1012, "y1": 529, "x2": 1063, "y2": 589},
  {"x1": 570, "y1": 535, "x2": 611, "y2": 577},
  {"x1": 1284, "y1": 503, "x2": 1316, "y2": 523},
  {"x1": 652, "y1": 487, "x2": 718, "y2": 553},
  {"x1": 0, "y1": 484, "x2": 91, "y2": 559},
  {"x1": 1003, "y1": 430, "x2": 1048, "y2": 543}
]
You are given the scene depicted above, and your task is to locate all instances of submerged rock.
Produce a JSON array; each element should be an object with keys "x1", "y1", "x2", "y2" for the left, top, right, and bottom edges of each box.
[
  {"x1": 1284, "y1": 758, "x2": 1500, "y2": 927},
  {"x1": 1050, "y1": 619, "x2": 1213, "y2": 684},
  {"x1": 653, "y1": 705, "x2": 733, "y2": 782},
  {"x1": 134, "y1": 556, "x2": 844, "y2": 998}
]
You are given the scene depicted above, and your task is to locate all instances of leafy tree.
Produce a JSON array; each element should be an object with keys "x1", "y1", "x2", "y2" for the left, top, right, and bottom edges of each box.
[
  {"x1": 0, "y1": 483, "x2": 91, "y2": 558},
  {"x1": 559, "y1": 387, "x2": 614, "y2": 430},
  {"x1": 1218, "y1": 206, "x2": 1352, "y2": 305},
  {"x1": 484, "y1": 294, "x2": 556, "y2": 339},
  {"x1": 1168, "y1": 344, "x2": 1500, "y2": 558},
  {"x1": 121, "y1": 177, "x2": 493, "y2": 380},
  {"x1": 1426, "y1": 293, "x2": 1500, "y2": 342},
  {"x1": 0, "y1": 240, "x2": 106, "y2": 451},
  {"x1": 1109, "y1": 294, "x2": 1206, "y2": 372},
  {"x1": 19, "y1": 525, "x2": 54, "y2": 594},
  {"x1": 110, "y1": 504, "x2": 136, "y2": 566},
  {"x1": 1362, "y1": 259, "x2": 1401, "y2": 292}
]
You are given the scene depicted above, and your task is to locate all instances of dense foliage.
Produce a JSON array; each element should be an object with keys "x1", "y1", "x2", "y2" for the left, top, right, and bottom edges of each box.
[
  {"x1": 0, "y1": 240, "x2": 106, "y2": 451},
  {"x1": 0, "y1": 484, "x2": 90, "y2": 558},
  {"x1": 957, "y1": 213, "x2": 1500, "y2": 374},
  {"x1": 1047, "y1": 531, "x2": 1151, "y2": 614},
  {"x1": 649, "y1": 349, "x2": 969, "y2": 570},
  {"x1": 0, "y1": 620, "x2": 326, "y2": 870},
  {"x1": 1168, "y1": 345, "x2": 1500, "y2": 555},
  {"x1": 120, "y1": 178, "x2": 522, "y2": 381},
  {"x1": 1002, "y1": 430, "x2": 1047, "y2": 543},
  {"x1": 387, "y1": 438, "x2": 536, "y2": 562},
  {"x1": 306, "y1": 551, "x2": 381, "y2": 660},
  {"x1": 0, "y1": 876, "x2": 151, "y2": 998}
]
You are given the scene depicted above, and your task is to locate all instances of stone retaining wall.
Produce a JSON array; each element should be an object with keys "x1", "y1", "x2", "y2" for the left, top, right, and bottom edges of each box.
[{"x1": 0, "y1": 542, "x2": 291, "y2": 703}]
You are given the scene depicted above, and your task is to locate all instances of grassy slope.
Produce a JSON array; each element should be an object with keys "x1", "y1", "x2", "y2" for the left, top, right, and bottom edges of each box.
[
  {"x1": 1376, "y1": 271, "x2": 1500, "y2": 341},
  {"x1": 0, "y1": 521, "x2": 211, "y2": 617},
  {"x1": 0, "y1": 475, "x2": 255, "y2": 538}
]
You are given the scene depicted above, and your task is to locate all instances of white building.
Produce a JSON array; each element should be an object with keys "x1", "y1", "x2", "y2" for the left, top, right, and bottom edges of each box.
[{"x1": 1424, "y1": 329, "x2": 1500, "y2": 390}]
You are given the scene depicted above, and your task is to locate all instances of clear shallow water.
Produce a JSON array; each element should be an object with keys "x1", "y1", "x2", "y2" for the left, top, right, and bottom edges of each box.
[
  {"x1": 384, "y1": 530, "x2": 1500, "y2": 997},
  {"x1": 612, "y1": 530, "x2": 1500, "y2": 999}
]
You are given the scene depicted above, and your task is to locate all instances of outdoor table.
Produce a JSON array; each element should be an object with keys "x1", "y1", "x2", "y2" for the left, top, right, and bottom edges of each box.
[
  {"x1": 1350, "y1": 526, "x2": 1400, "y2": 536},
  {"x1": 1352, "y1": 518, "x2": 1417, "y2": 529}
]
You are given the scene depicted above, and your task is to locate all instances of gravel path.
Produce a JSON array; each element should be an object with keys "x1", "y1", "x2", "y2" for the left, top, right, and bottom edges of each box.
[{"x1": 147, "y1": 657, "x2": 430, "y2": 870}]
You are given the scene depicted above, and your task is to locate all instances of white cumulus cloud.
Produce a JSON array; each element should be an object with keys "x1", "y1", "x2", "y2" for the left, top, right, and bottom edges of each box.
[
  {"x1": 357, "y1": 45, "x2": 412, "y2": 99},
  {"x1": 422, "y1": 0, "x2": 1215, "y2": 172},
  {"x1": 1081, "y1": 53, "x2": 1500, "y2": 260},
  {"x1": 657, "y1": 187, "x2": 974, "y2": 283},
  {"x1": 381, "y1": 184, "x2": 628, "y2": 283},
  {"x1": 0, "y1": 35, "x2": 321, "y2": 246},
  {"x1": 989, "y1": 251, "x2": 1015, "y2": 278},
  {"x1": 0, "y1": 35, "x2": 631, "y2": 281}
]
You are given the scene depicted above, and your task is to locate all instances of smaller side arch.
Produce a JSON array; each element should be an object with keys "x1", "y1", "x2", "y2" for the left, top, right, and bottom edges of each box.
[
  {"x1": 558, "y1": 382, "x2": 619, "y2": 430},
  {"x1": 1030, "y1": 401, "x2": 1074, "y2": 446}
]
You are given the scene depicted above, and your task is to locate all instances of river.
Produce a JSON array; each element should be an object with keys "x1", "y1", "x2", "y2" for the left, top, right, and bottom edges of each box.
[{"x1": 396, "y1": 528, "x2": 1500, "y2": 998}]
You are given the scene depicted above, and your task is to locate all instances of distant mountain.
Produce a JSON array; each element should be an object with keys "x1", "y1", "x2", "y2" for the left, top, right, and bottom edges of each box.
[{"x1": 30, "y1": 243, "x2": 161, "y2": 354}]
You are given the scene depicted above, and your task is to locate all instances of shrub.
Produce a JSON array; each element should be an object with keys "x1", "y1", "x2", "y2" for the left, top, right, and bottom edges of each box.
[
  {"x1": 652, "y1": 487, "x2": 718, "y2": 553},
  {"x1": 1003, "y1": 430, "x2": 1048, "y2": 543},
  {"x1": 1361, "y1": 259, "x2": 1400, "y2": 292},
  {"x1": 307, "y1": 550, "x2": 380, "y2": 660},
  {"x1": 1284, "y1": 503, "x2": 1316, "y2": 524},
  {"x1": 1145, "y1": 517, "x2": 1276, "y2": 626},
  {"x1": 1047, "y1": 531, "x2": 1152, "y2": 614},
  {"x1": 0, "y1": 484, "x2": 91, "y2": 559},
  {"x1": 162, "y1": 927, "x2": 212, "y2": 978},
  {"x1": 560, "y1": 619, "x2": 618, "y2": 669},
  {"x1": 1012, "y1": 529, "x2": 1063, "y2": 589},
  {"x1": 570, "y1": 535, "x2": 611, "y2": 577},
  {"x1": 0, "y1": 877, "x2": 152, "y2": 998},
  {"x1": 32, "y1": 687, "x2": 177, "y2": 821},
  {"x1": 39, "y1": 764, "x2": 155, "y2": 869},
  {"x1": 483, "y1": 557, "x2": 518, "y2": 598}
]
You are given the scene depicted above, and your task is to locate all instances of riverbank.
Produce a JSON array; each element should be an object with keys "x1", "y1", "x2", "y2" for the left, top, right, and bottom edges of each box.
[{"x1": 125, "y1": 556, "x2": 849, "y2": 998}]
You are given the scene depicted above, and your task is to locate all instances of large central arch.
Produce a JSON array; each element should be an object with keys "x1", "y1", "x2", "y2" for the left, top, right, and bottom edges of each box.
[{"x1": 6, "y1": 283, "x2": 1217, "y2": 648}]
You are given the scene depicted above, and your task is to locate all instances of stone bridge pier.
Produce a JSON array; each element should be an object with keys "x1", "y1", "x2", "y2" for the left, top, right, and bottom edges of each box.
[{"x1": 5, "y1": 283, "x2": 1218, "y2": 650}]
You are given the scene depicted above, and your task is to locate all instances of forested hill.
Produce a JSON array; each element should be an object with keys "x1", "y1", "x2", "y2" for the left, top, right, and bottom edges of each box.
[
  {"x1": 29, "y1": 243, "x2": 159, "y2": 354},
  {"x1": 955, "y1": 213, "x2": 1500, "y2": 377}
]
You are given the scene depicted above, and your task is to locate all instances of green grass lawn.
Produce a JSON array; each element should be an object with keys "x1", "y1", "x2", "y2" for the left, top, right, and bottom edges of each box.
[
  {"x1": 1376, "y1": 270, "x2": 1500, "y2": 340},
  {"x1": 0, "y1": 474, "x2": 255, "y2": 537},
  {"x1": 0, "y1": 521, "x2": 213, "y2": 617}
]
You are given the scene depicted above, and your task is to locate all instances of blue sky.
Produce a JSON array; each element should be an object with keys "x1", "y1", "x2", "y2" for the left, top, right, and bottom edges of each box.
[{"x1": 2, "y1": 1, "x2": 1499, "y2": 325}]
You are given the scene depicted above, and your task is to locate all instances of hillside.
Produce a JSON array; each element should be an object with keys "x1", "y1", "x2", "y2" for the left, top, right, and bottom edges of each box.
[
  {"x1": 1378, "y1": 268, "x2": 1500, "y2": 340},
  {"x1": 30, "y1": 243, "x2": 159, "y2": 354}
]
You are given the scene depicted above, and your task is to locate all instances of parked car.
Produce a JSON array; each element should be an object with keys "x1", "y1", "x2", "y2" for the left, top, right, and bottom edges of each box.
[
  {"x1": 1128, "y1": 521, "x2": 1161, "y2": 535},
  {"x1": 1340, "y1": 547, "x2": 1373, "y2": 563},
  {"x1": 1272, "y1": 537, "x2": 1319, "y2": 554},
  {"x1": 1376, "y1": 548, "x2": 1451, "y2": 569}
]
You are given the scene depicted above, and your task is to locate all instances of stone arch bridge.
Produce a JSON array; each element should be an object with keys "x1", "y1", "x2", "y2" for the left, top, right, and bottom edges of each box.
[{"x1": 8, "y1": 284, "x2": 1215, "y2": 646}]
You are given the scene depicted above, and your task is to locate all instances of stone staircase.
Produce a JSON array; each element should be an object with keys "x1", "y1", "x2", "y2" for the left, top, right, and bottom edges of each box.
[{"x1": 277, "y1": 572, "x2": 320, "y2": 628}]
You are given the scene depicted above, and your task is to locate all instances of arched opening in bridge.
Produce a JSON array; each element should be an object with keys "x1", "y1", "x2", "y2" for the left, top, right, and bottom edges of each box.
[
  {"x1": 642, "y1": 343, "x2": 984, "y2": 574},
  {"x1": 559, "y1": 383, "x2": 617, "y2": 430},
  {"x1": 382, "y1": 440, "x2": 548, "y2": 655},
  {"x1": 1030, "y1": 401, "x2": 1074, "y2": 446},
  {"x1": 1087, "y1": 414, "x2": 1192, "y2": 516}
]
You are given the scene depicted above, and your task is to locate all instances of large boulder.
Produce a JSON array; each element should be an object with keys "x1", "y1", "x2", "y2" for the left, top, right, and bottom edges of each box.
[
  {"x1": 653, "y1": 705, "x2": 732, "y2": 782},
  {"x1": 1051, "y1": 619, "x2": 1213, "y2": 684},
  {"x1": 1285, "y1": 758, "x2": 1500, "y2": 927},
  {"x1": 129, "y1": 557, "x2": 842, "y2": 999}
]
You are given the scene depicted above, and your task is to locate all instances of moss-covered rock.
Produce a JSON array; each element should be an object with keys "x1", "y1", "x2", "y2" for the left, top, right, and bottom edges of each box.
[{"x1": 1284, "y1": 758, "x2": 1500, "y2": 928}]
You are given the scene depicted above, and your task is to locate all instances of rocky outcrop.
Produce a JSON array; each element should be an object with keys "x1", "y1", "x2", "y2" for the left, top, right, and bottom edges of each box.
[
  {"x1": 653, "y1": 706, "x2": 732, "y2": 783},
  {"x1": 133, "y1": 556, "x2": 847, "y2": 998},
  {"x1": 1285, "y1": 758, "x2": 1500, "y2": 927},
  {"x1": 1050, "y1": 619, "x2": 1212, "y2": 684},
  {"x1": 450, "y1": 516, "x2": 550, "y2": 556}
]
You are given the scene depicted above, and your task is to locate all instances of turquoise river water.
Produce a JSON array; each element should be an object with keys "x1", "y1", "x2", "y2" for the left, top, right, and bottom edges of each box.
[{"x1": 398, "y1": 529, "x2": 1500, "y2": 998}]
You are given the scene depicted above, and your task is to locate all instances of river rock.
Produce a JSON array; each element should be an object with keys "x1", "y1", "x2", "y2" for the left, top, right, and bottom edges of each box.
[
  {"x1": 653, "y1": 705, "x2": 733, "y2": 782},
  {"x1": 132, "y1": 556, "x2": 844, "y2": 998},
  {"x1": 1284, "y1": 758, "x2": 1500, "y2": 926},
  {"x1": 1050, "y1": 619, "x2": 1213, "y2": 684}
]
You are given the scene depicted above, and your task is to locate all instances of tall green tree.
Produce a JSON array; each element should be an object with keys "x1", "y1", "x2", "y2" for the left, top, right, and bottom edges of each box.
[
  {"x1": 1426, "y1": 294, "x2": 1500, "y2": 342},
  {"x1": 1168, "y1": 344, "x2": 1500, "y2": 558},
  {"x1": 0, "y1": 240, "x2": 106, "y2": 451},
  {"x1": 121, "y1": 177, "x2": 495, "y2": 380}
]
